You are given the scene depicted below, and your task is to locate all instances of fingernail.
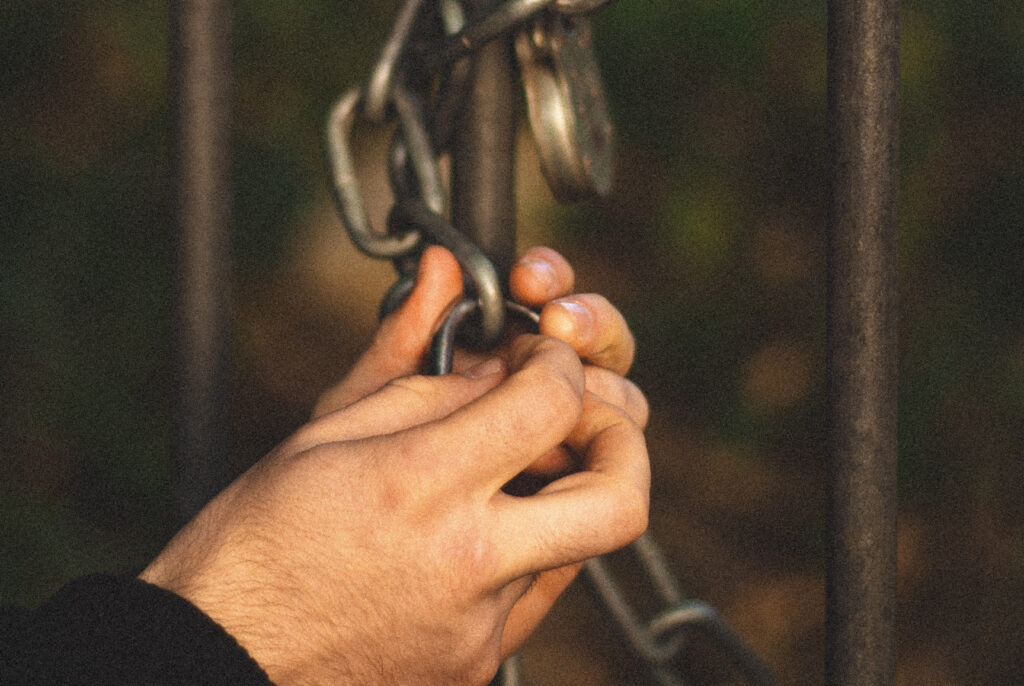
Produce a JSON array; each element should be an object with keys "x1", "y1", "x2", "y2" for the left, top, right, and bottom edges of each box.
[
  {"x1": 555, "y1": 299, "x2": 594, "y2": 340},
  {"x1": 463, "y1": 357, "x2": 506, "y2": 379},
  {"x1": 519, "y1": 256, "x2": 559, "y2": 298}
]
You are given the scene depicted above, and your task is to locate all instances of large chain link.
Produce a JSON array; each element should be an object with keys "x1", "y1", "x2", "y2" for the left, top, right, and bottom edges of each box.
[{"x1": 325, "y1": 2, "x2": 772, "y2": 684}]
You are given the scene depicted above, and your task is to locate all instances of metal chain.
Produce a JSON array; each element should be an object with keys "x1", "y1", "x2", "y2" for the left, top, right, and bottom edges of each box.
[
  {"x1": 325, "y1": 1, "x2": 773, "y2": 684},
  {"x1": 584, "y1": 534, "x2": 773, "y2": 685}
]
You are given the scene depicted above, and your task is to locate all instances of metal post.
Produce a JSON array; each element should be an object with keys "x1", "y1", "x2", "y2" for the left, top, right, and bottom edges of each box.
[
  {"x1": 449, "y1": 4, "x2": 517, "y2": 685},
  {"x1": 170, "y1": 0, "x2": 232, "y2": 527},
  {"x1": 826, "y1": 0, "x2": 899, "y2": 684},
  {"x1": 450, "y1": 0, "x2": 518, "y2": 281}
]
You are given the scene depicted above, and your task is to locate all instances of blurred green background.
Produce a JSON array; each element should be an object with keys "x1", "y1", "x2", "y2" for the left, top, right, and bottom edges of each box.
[{"x1": 2, "y1": 1, "x2": 1022, "y2": 683}]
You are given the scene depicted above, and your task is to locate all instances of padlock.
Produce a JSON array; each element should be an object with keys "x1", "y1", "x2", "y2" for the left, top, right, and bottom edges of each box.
[{"x1": 515, "y1": 12, "x2": 614, "y2": 202}]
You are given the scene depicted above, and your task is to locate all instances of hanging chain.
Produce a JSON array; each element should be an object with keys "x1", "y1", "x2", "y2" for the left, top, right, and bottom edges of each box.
[
  {"x1": 583, "y1": 534, "x2": 774, "y2": 686},
  {"x1": 325, "y1": 1, "x2": 772, "y2": 684}
]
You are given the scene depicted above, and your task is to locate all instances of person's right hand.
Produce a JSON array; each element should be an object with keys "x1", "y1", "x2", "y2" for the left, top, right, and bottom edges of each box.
[
  {"x1": 139, "y1": 333, "x2": 649, "y2": 686},
  {"x1": 313, "y1": 245, "x2": 650, "y2": 475},
  {"x1": 308, "y1": 245, "x2": 650, "y2": 656}
]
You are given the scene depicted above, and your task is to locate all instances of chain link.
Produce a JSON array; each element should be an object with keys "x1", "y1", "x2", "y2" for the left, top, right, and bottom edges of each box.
[
  {"x1": 584, "y1": 533, "x2": 774, "y2": 685},
  {"x1": 325, "y1": 86, "x2": 425, "y2": 258},
  {"x1": 364, "y1": 0, "x2": 428, "y2": 123},
  {"x1": 389, "y1": 198, "x2": 506, "y2": 344},
  {"x1": 325, "y1": 2, "x2": 772, "y2": 684}
]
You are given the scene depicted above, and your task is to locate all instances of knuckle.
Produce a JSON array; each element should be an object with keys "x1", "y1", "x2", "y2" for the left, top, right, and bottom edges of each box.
[
  {"x1": 626, "y1": 381, "x2": 650, "y2": 428},
  {"x1": 533, "y1": 332, "x2": 576, "y2": 358},
  {"x1": 522, "y1": 363, "x2": 582, "y2": 421},
  {"x1": 463, "y1": 644, "x2": 503, "y2": 686},
  {"x1": 613, "y1": 481, "x2": 650, "y2": 545},
  {"x1": 581, "y1": 389, "x2": 629, "y2": 428},
  {"x1": 587, "y1": 372, "x2": 648, "y2": 428}
]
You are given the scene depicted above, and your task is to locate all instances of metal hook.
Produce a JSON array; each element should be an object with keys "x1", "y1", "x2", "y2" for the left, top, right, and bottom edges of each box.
[{"x1": 428, "y1": 0, "x2": 619, "y2": 74}]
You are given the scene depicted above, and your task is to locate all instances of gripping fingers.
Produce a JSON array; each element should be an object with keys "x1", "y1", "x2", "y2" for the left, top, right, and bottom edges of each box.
[
  {"x1": 509, "y1": 247, "x2": 636, "y2": 376},
  {"x1": 522, "y1": 368, "x2": 648, "y2": 477},
  {"x1": 406, "y1": 335, "x2": 586, "y2": 492},
  {"x1": 492, "y1": 394, "x2": 650, "y2": 580},
  {"x1": 540, "y1": 294, "x2": 636, "y2": 376}
]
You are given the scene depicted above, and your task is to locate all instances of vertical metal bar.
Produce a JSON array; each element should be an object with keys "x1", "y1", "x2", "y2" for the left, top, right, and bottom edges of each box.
[
  {"x1": 170, "y1": 0, "x2": 232, "y2": 527},
  {"x1": 450, "y1": 5, "x2": 517, "y2": 685},
  {"x1": 450, "y1": 0, "x2": 518, "y2": 281},
  {"x1": 826, "y1": 0, "x2": 899, "y2": 684}
]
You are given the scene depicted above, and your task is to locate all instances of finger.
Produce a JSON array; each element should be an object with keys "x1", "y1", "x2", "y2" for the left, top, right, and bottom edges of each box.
[
  {"x1": 539, "y1": 294, "x2": 636, "y2": 376},
  {"x1": 312, "y1": 246, "x2": 463, "y2": 418},
  {"x1": 508, "y1": 246, "x2": 575, "y2": 307},
  {"x1": 510, "y1": 369, "x2": 648, "y2": 480},
  {"x1": 492, "y1": 394, "x2": 650, "y2": 579},
  {"x1": 292, "y1": 358, "x2": 508, "y2": 450},
  {"x1": 500, "y1": 563, "x2": 582, "y2": 657},
  {"x1": 584, "y1": 366, "x2": 649, "y2": 429},
  {"x1": 518, "y1": 445, "x2": 576, "y2": 479},
  {"x1": 400, "y1": 335, "x2": 585, "y2": 492},
  {"x1": 442, "y1": 365, "x2": 649, "y2": 483},
  {"x1": 517, "y1": 369, "x2": 646, "y2": 479}
]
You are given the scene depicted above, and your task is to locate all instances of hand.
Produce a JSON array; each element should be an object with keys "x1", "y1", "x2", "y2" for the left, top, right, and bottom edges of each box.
[
  {"x1": 139, "y1": 335, "x2": 649, "y2": 685},
  {"x1": 314, "y1": 246, "x2": 649, "y2": 456},
  {"x1": 310, "y1": 245, "x2": 649, "y2": 654}
]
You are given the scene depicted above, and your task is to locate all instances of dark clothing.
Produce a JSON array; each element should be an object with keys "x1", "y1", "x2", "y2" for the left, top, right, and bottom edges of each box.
[{"x1": 1, "y1": 574, "x2": 272, "y2": 685}]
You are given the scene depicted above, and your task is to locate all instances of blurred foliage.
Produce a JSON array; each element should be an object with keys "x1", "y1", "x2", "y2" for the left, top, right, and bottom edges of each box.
[{"x1": 2, "y1": 0, "x2": 1023, "y2": 683}]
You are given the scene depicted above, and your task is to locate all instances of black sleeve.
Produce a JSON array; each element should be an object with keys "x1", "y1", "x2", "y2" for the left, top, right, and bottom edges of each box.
[{"x1": 1, "y1": 574, "x2": 274, "y2": 686}]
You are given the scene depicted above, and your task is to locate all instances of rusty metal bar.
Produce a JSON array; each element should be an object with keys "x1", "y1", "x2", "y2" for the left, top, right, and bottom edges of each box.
[
  {"x1": 170, "y1": 0, "x2": 232, "y2": 527},
  {"x1": 450, "y1": 0, "x2": 518, "y2": 282},
  {"x1": 825, "y1": 0, "x2": 899, "y2": 684},
  {"x1": 448, "y1": 4, "x2": 518, "y2": 685}
]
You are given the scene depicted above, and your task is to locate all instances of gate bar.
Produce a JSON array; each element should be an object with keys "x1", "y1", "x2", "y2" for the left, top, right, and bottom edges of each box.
[
  {"x1": 170, "y1": 0, "x2": 232, "y2": 527},
  {"x1": 450, "y1": 0, "x2": 518, "y2": 280},
  {"x1": 448, "y1": 3, "x2": 517, "y2": 685},
  {"x1": 826, "y1": 0, "x2": 899, "y2": 684}
]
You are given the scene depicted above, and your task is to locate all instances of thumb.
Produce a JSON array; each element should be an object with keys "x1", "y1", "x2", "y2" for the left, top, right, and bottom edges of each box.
[{"x1": 313, "y1": 246, "x2": 464, "y2": 418}]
